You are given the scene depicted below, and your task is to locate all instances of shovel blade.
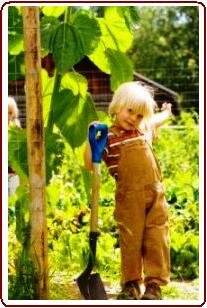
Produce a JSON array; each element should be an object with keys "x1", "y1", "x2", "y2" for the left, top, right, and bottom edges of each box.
[
  {"x1": 88, "y1": 273, "x2": 108, "y2": 300},
  {"x1": 77, "y1": 273, "x2": 107, "y2": 300}
]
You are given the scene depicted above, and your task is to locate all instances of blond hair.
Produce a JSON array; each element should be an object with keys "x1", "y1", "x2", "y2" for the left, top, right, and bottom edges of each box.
[
  {"x1": 109, "y1": 82, "x2": 157, "y2": 120},
  {"x1": 8, "y1": 96, "x2": 21, "y2": 127}
]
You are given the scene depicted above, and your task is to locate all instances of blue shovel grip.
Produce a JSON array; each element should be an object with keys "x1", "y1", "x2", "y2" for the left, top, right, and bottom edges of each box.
[{"x1": 89, "y1": 123, "x2": 108, "y2": 163}]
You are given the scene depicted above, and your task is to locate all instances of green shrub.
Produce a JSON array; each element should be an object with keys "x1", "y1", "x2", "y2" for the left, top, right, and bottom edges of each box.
[{"x1": 154, "y1": 112, "x2": 199, "y2": 279}]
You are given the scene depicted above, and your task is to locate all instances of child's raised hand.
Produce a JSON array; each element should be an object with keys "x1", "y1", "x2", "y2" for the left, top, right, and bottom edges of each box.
[{"x1": 161, "y1": 102, "x2": 172, "y2": 115}]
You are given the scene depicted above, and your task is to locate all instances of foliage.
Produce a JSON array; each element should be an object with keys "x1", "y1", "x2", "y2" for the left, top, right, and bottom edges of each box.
[
  {"x1": 8, "y1": 7, "x2": 25, "y2": 80},
  {"x1": 154, "y1": 112, "x2": 199, "y2": 279},
  {"x1": 129, "y1": 7, "x2": 199, "y2": 111},
  {"x1": 8, "y1": 186, "x2": 39, "y2": 299},
  {"x1": 52, "y1": 90, "x2": 98, "y2": 148},
  {"x1": 9, "y1": 250, "x2": 39, "y2": 300},
  {"x1": 8, "y1": 126, "x2": 65, "y2": 184},
  {"x1": 162, "y1": 279, "x2": 199, "y2": 300},
  {"x1": 8, "y1": 126, "x2": 28, "y2": 181}
]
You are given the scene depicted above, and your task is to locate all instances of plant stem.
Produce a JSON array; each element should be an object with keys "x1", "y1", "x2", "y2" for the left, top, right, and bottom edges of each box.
[{"x1": 46, "y1": 72, "x2": 62, "y2": 133}]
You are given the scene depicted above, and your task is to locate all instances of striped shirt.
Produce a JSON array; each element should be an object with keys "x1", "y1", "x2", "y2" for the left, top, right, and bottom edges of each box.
[
  {"x1": 103, "y1": 124, "x2": 156, "y2": 179},
  {"x1": 103, "y1": 125, "x2": 144, "y2": 179}
]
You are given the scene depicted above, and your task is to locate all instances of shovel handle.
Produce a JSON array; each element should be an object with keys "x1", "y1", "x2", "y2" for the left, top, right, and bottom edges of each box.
[{"x1": 90, "y1": 163, "x2": 101, "y2": 232}]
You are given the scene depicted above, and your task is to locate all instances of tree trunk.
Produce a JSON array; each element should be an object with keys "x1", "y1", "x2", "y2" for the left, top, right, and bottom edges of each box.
[{"x1": 22, "y1": 7, "x2": 48, "y2": 299}]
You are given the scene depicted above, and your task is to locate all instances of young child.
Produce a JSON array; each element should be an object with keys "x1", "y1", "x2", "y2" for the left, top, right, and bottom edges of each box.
[
  {"x1": 8, "y1": 96, "x2": 21, "y2": 127},
  {"x1": 8, "y1": 96, "x2": 21, "y2": 195},
  {"x1": 84, "y1": 81, "x2": 172, "y2": 300}
]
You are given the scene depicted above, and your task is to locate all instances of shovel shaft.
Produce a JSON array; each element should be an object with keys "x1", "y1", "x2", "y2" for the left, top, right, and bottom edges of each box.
[
  {"x1": 90, "y1": 163, "x2": 101, "y2": 232},
  {"x1": 76, "y1": 163, "x2": 108, "y2": 300}
]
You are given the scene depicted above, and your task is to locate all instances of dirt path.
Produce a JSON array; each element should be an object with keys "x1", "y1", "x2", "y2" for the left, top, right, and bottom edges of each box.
[{"x1": 50, "y1": 279, "x2": 199, "y2": 300}]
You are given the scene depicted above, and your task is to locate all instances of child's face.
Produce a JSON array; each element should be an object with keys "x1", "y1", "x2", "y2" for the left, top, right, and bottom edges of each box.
[
  {"x1": 115, "y1": 107, "x2": 143, "y2": 130},
  {"x1": 8, "y1": 106, "x2": 15, "y2": 123}
]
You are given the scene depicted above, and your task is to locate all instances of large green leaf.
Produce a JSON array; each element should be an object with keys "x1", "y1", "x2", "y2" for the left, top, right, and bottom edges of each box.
[
  {"x1": 89, "y1": 14, "x2": 133, "y2": 73},
  {"x1": 106, "y1": 48, "x2": 134, "y2": 90},
  {"x1": 41, "y1": 6, "x2": 66, "y2": 17},
  {"x1": 8, "y1": 126, "x2": 65, "y2": 184},
  {"x1": 41, "y1": 69, "x2": 55, "y2": 124},
  {"x1": 121, "y1": 6, "x2": 140, "y2": 30},
  {"x1": 74, "y1": 143, "x2": 92, "y2": 203},
  {"x1": 40, "y1": 16, "x2": 60, "y2": 52},
  {"x1": 8, "y1": 7, "x2": 24, "y2": 55},
  {"x1": 8, "y1": 33, "x2": 24, "y2": 55},
  {"x1": 88, "y1": 42, "x2": 111, "y2": 74},
  {"x1": 52, "y1": 23, "x2": 84, "y2": 73},
  {"x1": 53, "y1": 89, "x2": 77, "y2": 126},
  {"x1": 73, "y1": 13, "x2": 101, "y2": 55},
  {"x1": 52, "y1": 12, "x2": 101, "y2": 73},
  {"x1": 104, "y1": 6, "x2": 140, "y2": 31},
  {"x1": 61, "y1": 71, "x2": 88, "y2": 97},
  {"x1": 9, "y1": 53, "x2": 25, "y2": 81},
  {"x1": 8, "y1": 6, "x2": 23, "y2": 34},
  {"x1": 8, "y1": 127, "x2": 28, "y2": 180},
  {"x1": 68, "y1": 93, "x2": 98, "y2": 148},
  {"x1": 99, "y1": 15, "x2": 133, "y2": 52},
  {"x1": 53, "y1": 89, "x2": 98, "y2": 148}
]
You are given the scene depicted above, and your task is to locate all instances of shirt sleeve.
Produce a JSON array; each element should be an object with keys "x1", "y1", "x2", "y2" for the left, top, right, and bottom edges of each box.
[{"x1": 143, "y1": 122, "x2": 158, "y2": 144}]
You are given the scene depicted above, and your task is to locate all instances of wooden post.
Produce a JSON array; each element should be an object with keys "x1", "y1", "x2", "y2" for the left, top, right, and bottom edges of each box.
[{"x1": 22, "y1": 7, "x2": 48, "y2": 299}]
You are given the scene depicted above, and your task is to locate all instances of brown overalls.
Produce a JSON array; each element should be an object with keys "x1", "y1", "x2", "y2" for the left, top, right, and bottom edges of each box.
[{"x1": 114, "y1": 134, "x2": 170, "y2": 286}]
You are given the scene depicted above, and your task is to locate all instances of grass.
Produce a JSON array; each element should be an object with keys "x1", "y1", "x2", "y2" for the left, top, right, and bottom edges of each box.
[{"x1": 162, "y1": 279, "x2": 199, "y2": 300}]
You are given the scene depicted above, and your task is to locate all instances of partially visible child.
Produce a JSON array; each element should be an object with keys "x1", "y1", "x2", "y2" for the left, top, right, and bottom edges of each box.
[
  {"x1": 84, "y1": 82, "x2": 172, "y2": 300},
  {"x1": 8, "y1": 96, "x2": 21, "y2": 127},
  {"x1": 8, "y1": 96, "x2": 21, "y2": 195}
]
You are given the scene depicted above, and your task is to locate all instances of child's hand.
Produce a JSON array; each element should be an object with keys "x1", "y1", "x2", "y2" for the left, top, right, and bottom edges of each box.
[
  {"x1": 152, "y1": 102, "x2": 172, "y2": 129},
  {"x1": 161, "y1": 102, "x2": 172, "y2": 115},
  {"x1": 88, "y1": 123, "x2": 108, "y2": 163}
]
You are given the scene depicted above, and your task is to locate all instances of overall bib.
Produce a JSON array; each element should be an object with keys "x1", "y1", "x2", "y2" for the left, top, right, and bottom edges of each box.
[{"x1": 114, "y1": 136, "x2": 170, "y2": 285}]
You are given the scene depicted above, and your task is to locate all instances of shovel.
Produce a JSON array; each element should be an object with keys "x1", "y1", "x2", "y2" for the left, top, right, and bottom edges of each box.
[{"x1": 77, "y1": 123, "x2": 108, "y2": 300}]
